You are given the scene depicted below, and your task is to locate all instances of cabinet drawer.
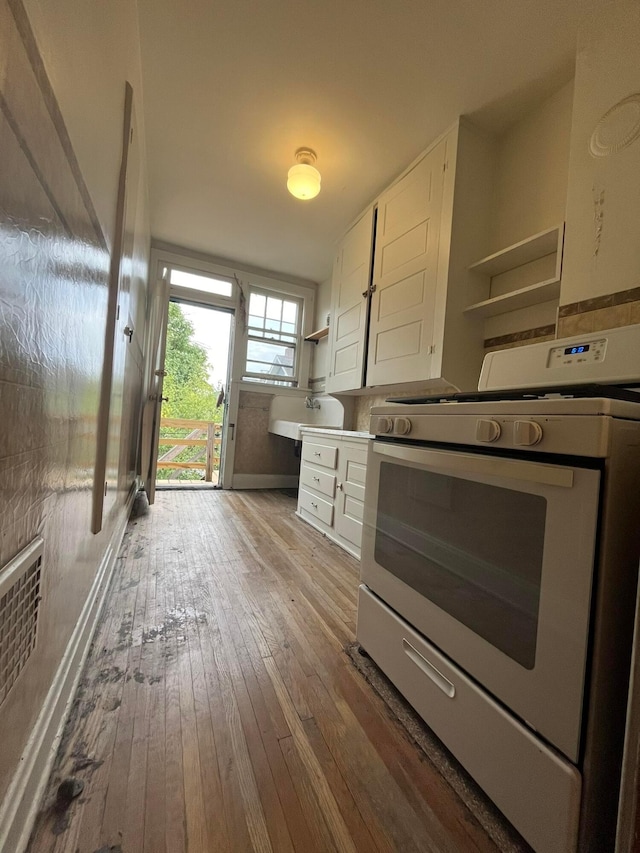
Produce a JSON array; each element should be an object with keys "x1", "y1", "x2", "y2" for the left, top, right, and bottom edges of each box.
[
  {"x1": 298, "y1": 488, "x2": 334, "y2": 526},
  {"x1": 357, "y1": 585, "x2": 580, "y2": 853},
  {"x1": 300, "y1": 464, "x2": 336, "y2": 499},
  {"x1": 302, "y1": 441, "x2": 338, "y2": 470}
]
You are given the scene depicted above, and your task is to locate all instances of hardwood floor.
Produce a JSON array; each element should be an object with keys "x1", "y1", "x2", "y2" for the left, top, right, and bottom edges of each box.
[{"x1": 27, "y1": 490, "x2": 501, "y2": 853}]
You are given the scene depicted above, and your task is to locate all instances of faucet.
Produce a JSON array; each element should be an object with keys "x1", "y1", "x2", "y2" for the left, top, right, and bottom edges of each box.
[{"x1": 305, "y1": 396, "x2": 321, "y2": 410}]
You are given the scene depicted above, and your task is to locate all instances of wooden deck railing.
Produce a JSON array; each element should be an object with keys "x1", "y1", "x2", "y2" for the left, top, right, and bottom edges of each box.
[{"x1": 157, "y1": 418, "x2": 222, "y2": 481}]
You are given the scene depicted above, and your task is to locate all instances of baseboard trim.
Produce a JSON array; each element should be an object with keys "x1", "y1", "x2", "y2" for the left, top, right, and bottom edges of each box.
[
  {"x1": 0, "y1": 481, "x2": 138, "y2": 853},
  {"x1": 231, "y1": 474, "x2": 299, "y2": 490}
]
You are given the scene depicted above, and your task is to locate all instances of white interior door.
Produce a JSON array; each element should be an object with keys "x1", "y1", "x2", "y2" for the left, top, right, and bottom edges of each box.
[
  {"x1": 326, "y1": 207, "x2": 375, "y2": 393},
  {"x1": 366, "y1": 139, "x2": 446, "y2": 387},
  {"x1": 141, "y1": 271, "x2": 170, "y2": 503}
]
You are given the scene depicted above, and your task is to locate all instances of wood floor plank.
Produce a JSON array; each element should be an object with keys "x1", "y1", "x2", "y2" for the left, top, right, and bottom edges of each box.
[
  {"x1": 27, "y1": 489, "x2": 516, "y2": 853},
  {"x1": 162, "y1": 541, "x2": 188, "y2": 853},
  {"x1": 142, "y1": 542, "x2": 168, "y2": 853},
  {"x1": 189, "y1": 566, "x2": 254, "y2": 852},
  {"x1": 333, "y1": 661, "x2": 500, "y2": 853},
  {"x1": 301, "y1": 715, "x2": 381, "y2": 853},
  {"x1": 306, "y1": 672, "x2": 449, "y2": 853},
  {"x1": 263, "y1": 655, "x2": 358, "y2": 853}
]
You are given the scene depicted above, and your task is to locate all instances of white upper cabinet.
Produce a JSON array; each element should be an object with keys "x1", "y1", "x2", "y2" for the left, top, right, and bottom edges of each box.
[
  {"x1": 326, "y1": 207, "x2": 375, "y2": 393},
  {"x1": 366, "y1": 139, "x2": 446, "y2": 386},
  {"x1": 326, "y1": 119, "x2": 493, "y2": 395}
]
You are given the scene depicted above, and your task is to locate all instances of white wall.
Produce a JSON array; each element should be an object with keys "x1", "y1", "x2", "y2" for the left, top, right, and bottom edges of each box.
[
  {"x1": 491, "y1": 79, "x2": 574, "y2": 253},
  {"x1": 23, "y1": 0, "x2": 148, "y2": 251},
  {"x1": 0, "y1": 1, "x2": 150, "y2": 848},
  {"x1": 561, "y1": 0, "x2": 640, "y2": 306}
]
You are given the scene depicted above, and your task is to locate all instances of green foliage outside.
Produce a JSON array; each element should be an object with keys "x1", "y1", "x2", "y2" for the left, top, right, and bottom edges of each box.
[{"x1": 157, "y1": 302, "x2": 223, "y2": 481}]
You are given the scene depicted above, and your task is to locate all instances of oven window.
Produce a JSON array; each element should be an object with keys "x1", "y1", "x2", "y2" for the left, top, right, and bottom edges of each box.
[{"x1": 375, "y1": 462, "x2": 547, "y2": 669}]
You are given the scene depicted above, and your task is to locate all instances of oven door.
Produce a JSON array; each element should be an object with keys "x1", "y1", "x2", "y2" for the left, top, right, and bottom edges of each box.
[{"x1": 361, "y1": 440, "x2": 601, "y2": 762}]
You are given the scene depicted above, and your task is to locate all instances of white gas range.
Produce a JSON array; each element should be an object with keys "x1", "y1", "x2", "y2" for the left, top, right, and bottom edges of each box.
[{"x1": 357, "y1": 324, "x2": 640, "y2": 853}]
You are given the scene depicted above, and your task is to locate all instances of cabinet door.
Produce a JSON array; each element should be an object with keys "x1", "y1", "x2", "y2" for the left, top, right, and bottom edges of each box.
[
  {"x1": 326, "y1": 208, "x2": 375, "y2": 393},
  {"x1": 366, "y1": 139, "x2": 447, "y2": 387},
  {"x1": 335, "y1": 441, "x2": 368, "y2": 553}
]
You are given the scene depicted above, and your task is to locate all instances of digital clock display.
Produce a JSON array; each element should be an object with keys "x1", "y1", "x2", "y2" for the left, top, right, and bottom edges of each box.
[{"x1": 564, "y1": 344, "x2": 590, "y2": 355}]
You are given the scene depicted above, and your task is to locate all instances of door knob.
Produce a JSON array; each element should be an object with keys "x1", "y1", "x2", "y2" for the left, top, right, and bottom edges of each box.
[{"x1": 124, "y1": 325, "x2": 134, "y2": 342}]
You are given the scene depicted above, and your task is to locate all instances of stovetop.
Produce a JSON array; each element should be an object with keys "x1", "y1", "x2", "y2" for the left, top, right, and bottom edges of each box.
[{"x1": 387, "y1": 383, "x2": 640, "y2": 406}]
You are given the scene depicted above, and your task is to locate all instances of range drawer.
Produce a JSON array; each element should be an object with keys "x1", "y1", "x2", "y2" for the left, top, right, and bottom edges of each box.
[
  {"x1": 301, "y1": 440, "x2": 338, "y2": 470},
  {"x1": 356, "y1": 585, "x2": 581, "y2": 853},
  {"x1": 300, "y1": 463, "x2": 336, "y2": 499},
  {"x1": 298, "y1": 487, "x2": 334, "y2": 526}
]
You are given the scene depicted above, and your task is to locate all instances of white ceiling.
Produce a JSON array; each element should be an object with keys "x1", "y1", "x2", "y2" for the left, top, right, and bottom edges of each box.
[{"x1": 137, "y1": 0, "x2": 582, "y2": 284}]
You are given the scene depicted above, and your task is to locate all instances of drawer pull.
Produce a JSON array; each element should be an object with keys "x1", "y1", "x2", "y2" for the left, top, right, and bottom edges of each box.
[
  {"x1": 402, "y1": 639, "x2": 456, "y2": 699},
  {"x1": 313, "y1": 451, "x2": 321, "y2": 456},
  {"x1": 313, "y1": 476, "x2": 320, "y2": 482},
  {"x1": 311, "y1": 501, "x2": 318, "y2": 509}
]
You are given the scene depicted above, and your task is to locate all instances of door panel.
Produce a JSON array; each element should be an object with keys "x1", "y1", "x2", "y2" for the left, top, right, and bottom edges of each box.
[
  {"x1": 326, "y1": 208, "x2": 375, "y2": 393},
  {"x1": 335, "y1": 442, "x2": 367, "y2": 549},
  {"x1": 141, "y1": 272, "x2": 169, "y2": 503},
  {"x1": 367, "y1": 140, "x2": 446, "y2": 387}
]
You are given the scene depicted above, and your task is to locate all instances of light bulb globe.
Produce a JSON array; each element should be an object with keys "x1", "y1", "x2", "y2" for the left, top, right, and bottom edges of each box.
[{"x1": 287, "y1": 163, "x2": 321, "y2": 200}]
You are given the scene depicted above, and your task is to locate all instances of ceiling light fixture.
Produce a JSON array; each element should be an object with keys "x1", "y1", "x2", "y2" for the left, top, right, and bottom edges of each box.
[{"x1": 287, "y1": 147, "x2": 321, "y2": 200}]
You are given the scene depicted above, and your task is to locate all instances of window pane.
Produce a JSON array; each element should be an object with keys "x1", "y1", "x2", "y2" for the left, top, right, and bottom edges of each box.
[
  {"x1": 246, "y1": 361, "x2": 294, "y2": 378},
  {"x1": 282, "y1": 301, "x2": 297, "y2": 324},
  {"x1": 248, "y1": 314, "x2": 265, "y2": 329},
  {"x1": 249, "y1": 293, "x2": 266, "y2": 315},
  {"x1": 170, "y1": 268, "x2": 232, "y2": 297},
  {"x1": 266, "y1": 297, "x2": 282, "y2": 321},
  {"x1": 246, "y1": 339, "x2": 295, "y2": 377}
]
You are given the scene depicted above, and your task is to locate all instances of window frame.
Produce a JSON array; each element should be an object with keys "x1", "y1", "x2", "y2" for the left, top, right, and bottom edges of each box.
[{"x1": 243, "y1": 286, "x2": 303, "y2": 387}]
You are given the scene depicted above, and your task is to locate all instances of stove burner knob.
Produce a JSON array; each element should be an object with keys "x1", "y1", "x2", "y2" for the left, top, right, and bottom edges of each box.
[
  {"x1": 373, "y1": 416, "x2": 394, "y2": 434},
  {"x1": 394, "y1": 417, "x2": 412, "y2": 435},
  {"x1": 514, "y1": 420, "x2": 543, "y2": 446},
  {"x1": 476, "y1": 419, "x2": 501, "y2": 442}
]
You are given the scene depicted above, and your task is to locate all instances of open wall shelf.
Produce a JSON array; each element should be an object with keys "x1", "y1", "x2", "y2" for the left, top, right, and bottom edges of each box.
[
  {"x1": 465, "y1": 279, "x2": 561, "y2": 317},
  {"x1": 465, "y1": 224, "x2": 564, "y2": 318},
  {"x1": 304, "y1": 326, "x2": 329, "y2": 344}
]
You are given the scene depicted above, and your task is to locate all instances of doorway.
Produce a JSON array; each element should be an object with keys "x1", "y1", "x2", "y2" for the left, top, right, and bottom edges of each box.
[{"x1": 156, "y1": 297, "x2": 233, "y2": 489}]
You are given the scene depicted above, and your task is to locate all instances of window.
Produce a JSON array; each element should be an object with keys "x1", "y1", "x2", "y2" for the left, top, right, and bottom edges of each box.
[
  {"x1": 169, "y1": 267, "x2": 233, "y2": 298},
  {"x1": 244, "y1": 289, "x2": 302, "y2": 386}
]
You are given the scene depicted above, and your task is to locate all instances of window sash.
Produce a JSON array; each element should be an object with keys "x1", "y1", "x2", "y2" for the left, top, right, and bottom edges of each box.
[{"x1": 244, "y1": 288, "x2": 302, "y2": 385}]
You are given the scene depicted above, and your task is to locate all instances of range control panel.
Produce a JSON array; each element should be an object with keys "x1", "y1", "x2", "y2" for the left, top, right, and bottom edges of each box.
[
  {"x1": 479, "y1": 323, "x2": 640, "y2": 391},
  {"x1": 548, "y1": 338, "x2": 607, "y2": 368}
]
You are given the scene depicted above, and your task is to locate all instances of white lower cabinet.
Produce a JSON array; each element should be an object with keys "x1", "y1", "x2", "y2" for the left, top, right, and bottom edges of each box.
[{"x1": 296, "y1": 431, "x2": 369, "y2": 559}]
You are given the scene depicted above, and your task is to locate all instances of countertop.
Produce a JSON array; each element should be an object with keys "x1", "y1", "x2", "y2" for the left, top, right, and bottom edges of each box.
[{"x1": 298, "y1": 427, "x2": 373, "y2": 439}]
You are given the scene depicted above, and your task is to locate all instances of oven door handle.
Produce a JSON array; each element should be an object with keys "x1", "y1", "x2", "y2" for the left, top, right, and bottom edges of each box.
[
  {"x1": 402, "y1": 639, "x2": 456, "y2": 698},
  {"x1": 373, "y1": 441, "x2": 574, "y2": 488}
]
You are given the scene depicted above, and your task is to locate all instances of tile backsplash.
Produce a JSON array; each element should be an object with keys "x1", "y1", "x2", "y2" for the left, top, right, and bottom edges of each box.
[{"x1": 557, "y1": 287, "x2": 640, "y2": 338}]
